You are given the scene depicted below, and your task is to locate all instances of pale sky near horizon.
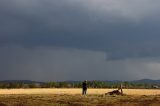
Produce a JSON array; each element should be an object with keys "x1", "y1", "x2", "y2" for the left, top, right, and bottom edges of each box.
[{"x1": 1, "y1": 0, "x2": 160, "y2": 81}]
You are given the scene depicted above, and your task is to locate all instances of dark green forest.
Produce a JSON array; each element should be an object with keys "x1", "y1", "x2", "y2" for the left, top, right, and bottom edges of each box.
[{"x1": 0, "y1": 80, "x2": 159, "y2": 89}]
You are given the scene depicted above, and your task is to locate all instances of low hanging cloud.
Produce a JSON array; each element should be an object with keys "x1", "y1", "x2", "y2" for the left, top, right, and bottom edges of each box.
[
  {"x1": 1, "y1": 0, "x2": 160, "y2": 60},
  {"x1": 1, "y1": 45, "x2": 160, "y2": 81},
  {"x1": 1, "y1": 0, "x2": 160, "y2": 80}
]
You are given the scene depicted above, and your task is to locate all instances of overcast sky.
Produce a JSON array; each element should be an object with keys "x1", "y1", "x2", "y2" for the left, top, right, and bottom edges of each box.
[{"x1": 1, "y1": 0, "x2": 160, "y2": 81}]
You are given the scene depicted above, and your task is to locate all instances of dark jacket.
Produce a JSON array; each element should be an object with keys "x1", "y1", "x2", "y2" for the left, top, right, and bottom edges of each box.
[{"x1": 82, "y1": 81, "x2": 87, "y2": 89}]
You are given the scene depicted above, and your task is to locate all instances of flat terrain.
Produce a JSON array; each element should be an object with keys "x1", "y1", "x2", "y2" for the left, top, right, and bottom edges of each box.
[
  {"x1": 0, "y1": 88, "x2": 160, "y2": 95},
  {"x1": 0, "y1": 94, "x2": 160, "y2": 106},
  {"x1": 0, "y1": 89, "x2": 160, "y2": 106}
]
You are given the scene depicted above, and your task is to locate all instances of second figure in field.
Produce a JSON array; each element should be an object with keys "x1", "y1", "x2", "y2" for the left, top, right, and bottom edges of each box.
[{"x1": 82, "y1": 80, "x2": 87, "y2": 95}]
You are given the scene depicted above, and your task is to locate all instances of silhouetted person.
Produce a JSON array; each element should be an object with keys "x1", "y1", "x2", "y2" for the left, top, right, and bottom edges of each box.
[{"x1": 82, "y1": 80, "x2": 87, "y2": 95}]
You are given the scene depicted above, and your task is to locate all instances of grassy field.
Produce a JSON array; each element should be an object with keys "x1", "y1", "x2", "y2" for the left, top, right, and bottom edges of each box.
[
  {"x1": 0, "y1": 89, "x2": 160, "y2": 106},
  {"x1": 0, "y1": 88, "x2": 160, "y2": 95}
]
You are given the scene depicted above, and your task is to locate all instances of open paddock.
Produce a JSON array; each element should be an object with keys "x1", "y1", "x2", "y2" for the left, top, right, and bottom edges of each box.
[
  {"x1": 0, "y1": 88, "x2": 160, "y2": 95},
  {"x1": 0, "y1": 89, "x2": 160, "y2": 106}
]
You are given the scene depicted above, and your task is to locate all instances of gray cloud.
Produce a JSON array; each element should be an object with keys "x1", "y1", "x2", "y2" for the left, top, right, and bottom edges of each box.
[
  {"x1": 1, "y1": 0, "x2": 160, "y2": 60},
  {"x1": 1, "y1": 45, "x2": 160, "y2": 81},
  {"x1": 1, "y1": 0, "x2": 160, "y2": 80}
]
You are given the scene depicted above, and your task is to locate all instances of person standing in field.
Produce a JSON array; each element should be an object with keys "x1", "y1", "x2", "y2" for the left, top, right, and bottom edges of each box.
[{"x1": 82, "y1": 80, "x2": 87, "y2": 95}]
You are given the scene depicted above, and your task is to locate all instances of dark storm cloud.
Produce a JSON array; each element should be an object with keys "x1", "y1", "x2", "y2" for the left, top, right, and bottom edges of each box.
[
  {"x1": 1, "y1": 0, "x2": 160, "y2": 81},
  {"x1": 1, "y1": 0, "x2": 160, "y2": 60},
  {"x1": 2, "y1": 46, "x2": 160, "y2": 81}
]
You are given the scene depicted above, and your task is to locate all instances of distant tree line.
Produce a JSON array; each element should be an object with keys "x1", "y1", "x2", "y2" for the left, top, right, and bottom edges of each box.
[{"x1": 0, "y1": 81, "x2": 159, "y2": 89}]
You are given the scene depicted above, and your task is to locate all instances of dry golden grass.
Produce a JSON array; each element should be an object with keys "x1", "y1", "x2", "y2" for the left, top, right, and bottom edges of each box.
[
  {"x1": 0, "y1": 94, "x2": 160, "y2": 106},
  {"x1": 0, "y1": 88, "x2": 160, "y2": 95},
  {"x1": 0, "y1": 89, "x2": 160, "y2": 106}
]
